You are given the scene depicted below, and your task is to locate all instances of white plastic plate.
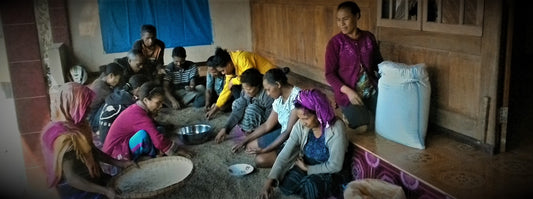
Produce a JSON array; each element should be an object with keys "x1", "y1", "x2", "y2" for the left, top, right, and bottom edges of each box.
[{"x1": 228, "y1": 163, "x2": 254, "y2": 176}]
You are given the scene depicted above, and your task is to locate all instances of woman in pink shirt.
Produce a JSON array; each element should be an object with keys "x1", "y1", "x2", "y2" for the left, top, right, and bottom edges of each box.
[
  {"x1": 103, "y1": 82, "x2": 191, "y2": 161},
  {"x1": 325, "y1": 1, "x2": 383, "y2": 132}
]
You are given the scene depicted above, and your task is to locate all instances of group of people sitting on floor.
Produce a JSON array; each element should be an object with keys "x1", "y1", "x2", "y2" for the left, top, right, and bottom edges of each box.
[{"x1": 41, "y1": 1, "x2": 381, "y2": 198}]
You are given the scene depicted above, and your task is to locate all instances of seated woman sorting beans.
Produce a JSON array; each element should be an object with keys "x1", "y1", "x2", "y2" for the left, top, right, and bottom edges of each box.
[
  {"x1": 41, "y1": 82, "x2": 133, "y2": 198},
  {"x1": 214, "y1": 68, "x2": 274, "y2": 144},
  {"x1": 259, "y1": 89, "x2": 350, "y2": 199},
  {"x1": 231, "y1": 68, "x2": 300, "y2": 168},
  {"x1": 102, "y1": 82, "x2": 192, "y2": 161}
]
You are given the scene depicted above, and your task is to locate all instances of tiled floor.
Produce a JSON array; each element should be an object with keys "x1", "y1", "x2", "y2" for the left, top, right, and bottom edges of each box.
[
  {"x1": 348, "y1": 129, "x2": 533, "y2": 199},
  {"x1": 288, "y1": 73, "x2": 533, "y2": 199}
]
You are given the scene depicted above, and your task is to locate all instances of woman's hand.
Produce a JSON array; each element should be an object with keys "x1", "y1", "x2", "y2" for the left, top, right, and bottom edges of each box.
[
  {"x1": 245, "y1": 146, "x2": 264, "y2": 154},
  {"x1": 205, "y1": 103, "x2": 216, "y2": 111},
  {"x1": 215, "y1": 129, "x2": 227, "y2": 144},
  {"x1": 341, "y1": 85, "x2": 364, "y2": 105},
  {"x1": 205, "y1": 105, "x2": 220, "y2": 119},
  {"x1": 295, "y1": 157, "x2": 308, "y2": 172},
  {"x1": 188, "y1": 82, "x2": 196, "y2": 91},
  {"x1": 258, "y1": 179, "x2": 274, "y2": 199},
  {"x1": 116, "y1": 160, "x2": 136, "y2": 169},
  {"x1": 105, "y1": 187, "x2": 117, "y2": 199},
  {"x1": 231, "y1": 141, "x2": 246, "y2": 153},
  {"x1": 170, "y1": 99, "x2": 181, "y2": 109},
  {"x1": 176, "y1": 148, "x2": 193, "y2": 158},
  {"x1": 347, "y1": 91, "x2": 364, "y2": 105},
  {"x1": 157, "y1": 68, "x2": 166, "y2": 75},
  {"x1": 85, "y1": 155, "x2": 101, "y2": 179}
]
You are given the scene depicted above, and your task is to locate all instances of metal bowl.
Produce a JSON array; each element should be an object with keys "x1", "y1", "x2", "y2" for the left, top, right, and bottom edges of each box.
[{"x1": 176, "y1": 124, "x2": 212, "y2": 145}]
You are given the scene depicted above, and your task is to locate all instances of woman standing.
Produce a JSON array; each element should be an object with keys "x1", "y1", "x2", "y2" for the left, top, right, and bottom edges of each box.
[
  {"x1": 259, "y1": 89, "x2": 349, "y2": 199},
  {"x1": 325, "y1": 1, "x2": 383, "y2": 131}
]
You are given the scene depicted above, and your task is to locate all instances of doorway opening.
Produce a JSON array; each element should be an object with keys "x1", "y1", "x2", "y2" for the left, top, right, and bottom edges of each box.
[{"x1": 506, "y1": 1, "x2": 533, "y2": 152}]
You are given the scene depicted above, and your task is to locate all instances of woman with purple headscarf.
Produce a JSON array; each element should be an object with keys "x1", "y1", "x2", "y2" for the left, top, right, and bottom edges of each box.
[{"x1": 259, "y1": 89, "x2": 350, "y2": 199}]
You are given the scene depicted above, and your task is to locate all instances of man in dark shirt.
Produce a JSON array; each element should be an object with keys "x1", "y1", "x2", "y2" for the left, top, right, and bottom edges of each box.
[{"x1": 114, "y1": 48, "x2": 146, "y2": 88}]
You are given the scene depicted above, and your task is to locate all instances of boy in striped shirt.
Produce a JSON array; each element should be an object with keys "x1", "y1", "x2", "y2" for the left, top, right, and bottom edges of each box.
[{"x1": 163, "y1": 47, "x2": 205, "y2": 109}]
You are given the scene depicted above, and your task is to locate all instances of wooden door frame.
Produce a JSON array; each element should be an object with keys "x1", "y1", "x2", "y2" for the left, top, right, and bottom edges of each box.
[{"x1": 497, "y1": 0, "x2": 515, "y2": 153}]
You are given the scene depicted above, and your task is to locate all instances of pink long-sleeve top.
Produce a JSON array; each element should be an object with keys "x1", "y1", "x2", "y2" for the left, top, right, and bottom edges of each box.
[
  {"x1": 102, "y1": 103, "x2": 172, "y2": 160},
  {"x1": 324, "y1": 30, "x2": 383, "y2": 107}
]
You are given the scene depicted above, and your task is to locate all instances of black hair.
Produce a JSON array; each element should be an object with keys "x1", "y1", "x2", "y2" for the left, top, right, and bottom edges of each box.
[
  {"x1": 241, "y1": 68, "x2": 263, "y2": 88},
  {"x1": 141, "y1": 24, "x2": 157, "y2": 36},
  {"x1": 207, "y1": 47, "x2": 231, "y2": 68},
  {"x1": 206, "y1": 56, "x2": 215, "y2": 68},
  {"x1": 264, "y1": 67, "x2": 290, "y2": 86},
  {"x1": 99, "y1": 62, "x2": 123, "y2": 76},
  {"x1": 138, "y1": 82, "x2": 164, "y2": 100},
  {"x1": 172, "y1": 46, "x2": 186, "y2": 58},
  {"x1": 128, "y1": 48, "x2": 144, "y2": 58},
  {"x1": 337, "y1": 1, "x2": 361, "y2": 17},
  {"x1": 124, "y1": 74, "x2": 150, "y2": 92}
]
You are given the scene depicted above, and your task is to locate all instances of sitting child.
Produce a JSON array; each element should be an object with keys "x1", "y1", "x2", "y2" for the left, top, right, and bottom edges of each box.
[
  {"x1": 97, "y1": 74, "x2": 150, "y2": 145},
  {"x1": 205, "y1": 56, "x2": 229, "y2": 111},
  {"x1": 214, "y1": 68, "x2": 274, "y2": 144},
  {"x1": 205, "y1": 47, "x2": 276, "y2": 119},
  {"x1": 132, "y1": 24, "x2": 165, "y2": 82},
  {"x1": 88, "y1": 63, "x2": 123, "y2": 132},
  {"x1": 231, "y1": 68, "x2": 300, "y2": 168},
  {"x1": 163, "y1": 47, "x2": 205, "y2": 109},
  {"x1": 102, "y1": 82, "x2": 192, "y2": 161}
]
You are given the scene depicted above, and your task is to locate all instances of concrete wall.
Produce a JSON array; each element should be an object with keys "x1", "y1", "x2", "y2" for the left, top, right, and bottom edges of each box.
[
  {"x1": 0, "y1": 16, "x2": 10, "y2": 83},
  {"x1": 0, "y1": 15, "x2": 28, "y2": 197},
  {"x1": 68, "y1": 0, "x2": 252, "y2": 72}
]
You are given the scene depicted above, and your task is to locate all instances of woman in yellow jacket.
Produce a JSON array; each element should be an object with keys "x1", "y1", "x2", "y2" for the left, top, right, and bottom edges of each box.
[{"x1": 205, "y1": 47, "x2": 276, "y2": 119}]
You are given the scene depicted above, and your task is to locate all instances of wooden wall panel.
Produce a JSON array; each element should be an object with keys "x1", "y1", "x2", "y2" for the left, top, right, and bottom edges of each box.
[
  {"x1": 251, "y1": 0, "x2": 502, "y2": 146},
  {"x1": 251, "y1": 0, "x2": 374, "y2": 84},
  {"x1": 448, "y1": 53, "x2": 481, "y2": 118},
  {"x1": 377, "y1": 27, "x2": 482, "y2": 55},
  {"x1": 377, "y1": 26, "x2": 494, "y2": 141},
  {"x1": 381, "y1": 42, "x2": 481, "y2": 116}
]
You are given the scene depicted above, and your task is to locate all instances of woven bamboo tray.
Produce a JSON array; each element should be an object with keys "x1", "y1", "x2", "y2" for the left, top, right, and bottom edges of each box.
[{"x1": 109, "y1": 156, "x2": 194, "y2": 199}]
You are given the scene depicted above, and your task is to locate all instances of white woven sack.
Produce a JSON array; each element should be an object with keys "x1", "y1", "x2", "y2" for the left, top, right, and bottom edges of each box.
[{"x1": 375, "y1": 61, "x2": 431, "y2": 149}]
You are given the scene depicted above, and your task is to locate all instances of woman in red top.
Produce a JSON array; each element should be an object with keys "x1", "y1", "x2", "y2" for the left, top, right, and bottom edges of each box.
[
  {"x1": 325, "y1": 1, "x2": 383, "y2": 132},
  {"x1": 103, "y1": 82, "x2": 191, "y2": 161}
]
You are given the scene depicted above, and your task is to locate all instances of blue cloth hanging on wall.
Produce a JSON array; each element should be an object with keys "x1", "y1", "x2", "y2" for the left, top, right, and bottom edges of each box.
[{"x1": 99, "y1": 0, "x2": 213, "y2": 53}]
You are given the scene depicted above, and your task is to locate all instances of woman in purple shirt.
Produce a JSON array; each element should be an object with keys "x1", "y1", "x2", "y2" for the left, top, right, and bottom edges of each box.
[{"x1": 325, "y1": 1, "x2": 383, "y2": 131}]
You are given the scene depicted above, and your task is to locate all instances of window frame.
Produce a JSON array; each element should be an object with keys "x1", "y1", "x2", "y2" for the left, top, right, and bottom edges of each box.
[
  {"x1": 422, "y1": 0, "x2": 484, "y2": 36},
  {"x1": 377, "y1": 0, "x2": 484, "y2": 36},
  {"x1": 377, "y1": 0, "x2": 422, "y2": 30}
]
